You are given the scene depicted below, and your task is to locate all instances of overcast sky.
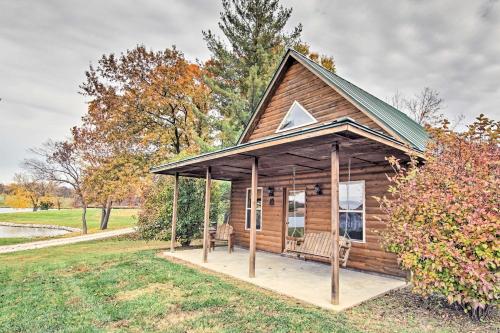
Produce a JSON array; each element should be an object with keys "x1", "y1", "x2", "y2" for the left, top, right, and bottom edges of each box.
[{"x1": 0, "y1": 0, "x2": 499, "y2": 183}]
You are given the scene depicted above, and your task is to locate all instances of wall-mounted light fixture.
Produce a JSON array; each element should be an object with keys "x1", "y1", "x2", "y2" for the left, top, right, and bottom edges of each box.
[
  {"x1": 267, "y1": 186, "x2": 275, "y2": 205},
  {"x1": 314, "y1": 184, "x2": 322, "y2": 195},
  {"x1": 267, "y1": 186, "x2": 275, "y2": 197}
]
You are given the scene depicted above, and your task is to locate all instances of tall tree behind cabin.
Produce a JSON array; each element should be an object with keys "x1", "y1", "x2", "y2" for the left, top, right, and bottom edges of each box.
[{"x1": 203, "y1": 0, "x2": 302, "y2": 145}]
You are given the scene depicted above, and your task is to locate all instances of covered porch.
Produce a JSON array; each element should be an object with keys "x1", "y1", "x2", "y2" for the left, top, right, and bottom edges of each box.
[
  {"x1": 163, "y1": 246, "x2": 406, "y2": 311},
  {"x1": 152, "y1": 119, "x2": 419, "y2": 307}
]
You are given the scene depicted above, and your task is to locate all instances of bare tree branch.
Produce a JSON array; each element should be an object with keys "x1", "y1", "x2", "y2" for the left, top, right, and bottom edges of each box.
[{"x1": 23, "y1": 139, "x2": 89, "y2": 234}]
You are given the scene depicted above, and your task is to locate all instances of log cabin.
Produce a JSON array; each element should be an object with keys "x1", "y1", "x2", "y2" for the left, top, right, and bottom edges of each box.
[{"x1": 151, "y1": 48, "x2": 428, "y2": 304}]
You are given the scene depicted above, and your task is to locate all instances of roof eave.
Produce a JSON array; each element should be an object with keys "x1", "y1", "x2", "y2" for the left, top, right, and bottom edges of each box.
[{"x1": 151, "y1": 118, "x2": 422, "y2": 175}]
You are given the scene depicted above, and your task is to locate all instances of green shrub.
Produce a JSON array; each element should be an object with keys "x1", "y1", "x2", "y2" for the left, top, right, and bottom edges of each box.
[
  {"x1": 39, "y1": 200, "x2": 54, "y2": 210},
  {"x1": 138, "y1": 176, "x2": 229, "y2": 246},
  {"x1": 376, "y1": 115, "x2": 499, "y2": 320}
]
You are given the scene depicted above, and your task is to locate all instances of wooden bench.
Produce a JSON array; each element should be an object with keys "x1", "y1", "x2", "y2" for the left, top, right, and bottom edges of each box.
[
  {"x1": 209, "y1": 223, "x2": 235, "y2": 253},
  {"x1": 286, "y1": 232, "x2": 352, "y2": 267}
]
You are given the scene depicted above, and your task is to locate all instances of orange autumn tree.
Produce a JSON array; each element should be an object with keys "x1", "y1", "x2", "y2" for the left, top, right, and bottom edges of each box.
[
  {"x1": 73, "y1": 125, "x2": 144, "y2": 229},
  {"x1": 79, "y1": 45, "x2": 212, "y2": 165},
  {"x1": 377, "y1": 115, "x2": 499, "y2": 319},
  {"x1": 78, "y1": 45, "x2": 214, "y2": 231}
]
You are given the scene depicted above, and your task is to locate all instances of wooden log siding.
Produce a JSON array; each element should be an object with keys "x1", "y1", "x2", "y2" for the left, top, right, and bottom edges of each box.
[
  {"x1": 229, "y1": 164, "x2": 405, "y2": 277},
  {"x1": 246, "y1": 61, "x2": 388, "y2": 142}
]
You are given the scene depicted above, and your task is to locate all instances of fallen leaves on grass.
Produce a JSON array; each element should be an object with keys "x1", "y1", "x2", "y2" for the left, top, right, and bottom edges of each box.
[{"x1": 114, "y1": 282, "x2": 178, "y2": 302}]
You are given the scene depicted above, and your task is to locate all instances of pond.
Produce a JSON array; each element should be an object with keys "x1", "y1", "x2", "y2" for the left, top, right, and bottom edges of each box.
[{"x1": 0, "y1": 225, "x2": 72, "y2": 238}]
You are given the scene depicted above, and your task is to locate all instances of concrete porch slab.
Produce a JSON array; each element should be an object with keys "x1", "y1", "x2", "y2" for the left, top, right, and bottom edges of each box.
[{"x1": 162, "y1": 246, "x2": 406, "y2": 311}]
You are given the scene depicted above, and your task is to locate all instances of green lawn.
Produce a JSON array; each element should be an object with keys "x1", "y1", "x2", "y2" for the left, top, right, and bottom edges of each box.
[
  {"x1": 0, "y1": 208, "x2": 138, "y2": 232},
  {"x1": 0, "y1": 237, "x2": 31, "y2": 246},
  {"x1": 0, "y1": 238, "x2": 357, "y2": 333},
  {"x1": 0, "y1": 237, "x2": 496, "y2": 333}
]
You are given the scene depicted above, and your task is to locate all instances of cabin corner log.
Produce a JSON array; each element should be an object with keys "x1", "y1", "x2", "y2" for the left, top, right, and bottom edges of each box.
[
  {"x1": 170, "y1": 172, "x2": 179, "y2": 252},
  {"x1": 249, "y1": 157, "x2": 258, "y2": 278},
  {"x1": 331, "y1": 143, "x2": 340, "y2": 305},
  {"x1": 202, "y1": 167, "x2": 212, "y2": 263}
]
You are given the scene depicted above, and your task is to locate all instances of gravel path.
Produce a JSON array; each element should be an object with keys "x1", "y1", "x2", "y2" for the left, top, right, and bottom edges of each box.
[{"x1": 0, "y1": 227, "x2": 135, "y2": 254}]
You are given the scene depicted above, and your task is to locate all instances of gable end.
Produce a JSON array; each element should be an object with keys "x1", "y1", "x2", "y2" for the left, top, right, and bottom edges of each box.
[
  {"x1": 240, "y1": 58, "x2": 390, "y2": 143},
  {"x1": 238, "y1": 49, "x2": 428, "y2": 151}
]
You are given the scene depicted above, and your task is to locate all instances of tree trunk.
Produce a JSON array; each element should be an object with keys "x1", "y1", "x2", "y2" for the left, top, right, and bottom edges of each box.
[
  {"x1": 31, "y1": 197, "x2": 38, "y2": 212},
  {"x1": 81, "y1": 204, "x2": 88, "y2": 234},
  {"x1": 100, "y1": 202, "x2": 107, "y2": 229},
  {"x1": 100, "y1": 199, "x2": 113, "y2": 230}
]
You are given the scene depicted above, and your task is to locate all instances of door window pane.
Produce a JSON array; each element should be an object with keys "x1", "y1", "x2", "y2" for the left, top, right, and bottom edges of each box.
[{"x1": 288, "y1": 190, "x2": 305, "y2": 237}]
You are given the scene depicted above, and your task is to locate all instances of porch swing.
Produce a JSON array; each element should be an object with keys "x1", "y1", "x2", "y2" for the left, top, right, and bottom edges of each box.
[{"x1": 286, "y1": 160, "x2": 352, "y2": 267}]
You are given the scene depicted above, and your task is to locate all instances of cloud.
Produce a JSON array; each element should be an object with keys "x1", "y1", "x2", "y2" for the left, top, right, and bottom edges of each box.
[
  {"x1": 286, "y1": 0, "x2": 499, "y2": 122},
  {"x1": 0, "y1": 0, "x2": 499, "y2": 182},
  {"x1": 479, "y1": 0, "x2": 498, "y2": 19}
]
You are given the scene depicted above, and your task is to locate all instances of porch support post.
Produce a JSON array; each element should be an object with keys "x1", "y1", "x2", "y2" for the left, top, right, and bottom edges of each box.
[
  {"x1": 331, "y1": 143, "x2": 340, "y2": 305},
  {"x1": 170, "y1": 172, "x2": 179, "y2": 252},
  {"x1": 202, "y1": 167, "x2": 212, "y2": 263},
  {"x1": 249, "y1": 157, "x2": 258, "y2": 278}
]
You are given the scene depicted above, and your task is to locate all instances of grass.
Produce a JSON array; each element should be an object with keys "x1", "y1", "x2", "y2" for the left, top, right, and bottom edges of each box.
[
  {"x1": 0, "y1": 237, "x2": 496, "y2": 333},
  {"x1": 0, "y1": 208, "x2": 138, "y2": 232},
  {"x1": 0, "y1": 238, "x2": 357, "y2": 333},
  {"x1": 0, "y1": 237, "x2": 31, "y2": 246}
]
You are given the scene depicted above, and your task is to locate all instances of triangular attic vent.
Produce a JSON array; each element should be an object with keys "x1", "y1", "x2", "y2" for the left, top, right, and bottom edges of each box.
[{"x1": 276, "y1": 101, "x2": 317, "y2": 132}]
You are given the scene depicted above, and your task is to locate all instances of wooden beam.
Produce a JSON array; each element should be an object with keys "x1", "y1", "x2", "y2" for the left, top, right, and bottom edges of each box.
[
  {"x1": 285, "y1": 152, "x2": 322, "y2": 162},
  {"x1": 202, "y1": 167, "x2": 211, "y2": 263},
  {"x1": 249, "y1": 157, "x2": 258, "y2": 278},
  {"x1": 331, "y1": 143, "x2": 340, "y2": 305},
  {"x1": 350, "y1": 156, "x2": 382, "y2": 166},
  {"x1": 294, "y1": 163, "x2": 325, "y2": 171},
  {"x1": 218, "y1": 165, "x2": 270, "y2": 178},
  {"x1": 170, "y1": 172, "x2": 179, "y2": 252}
]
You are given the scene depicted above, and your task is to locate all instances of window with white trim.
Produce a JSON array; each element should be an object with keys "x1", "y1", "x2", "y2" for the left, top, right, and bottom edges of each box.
[
  {"x1": 245, "y1": 187, "x2": 263, "y2": 231},
  {"x1": 276, "y1": 101, "x2": 317, "y2": 132},
  {"x1": 339, "y1": 181, "x2": 365, "y2": 242}
]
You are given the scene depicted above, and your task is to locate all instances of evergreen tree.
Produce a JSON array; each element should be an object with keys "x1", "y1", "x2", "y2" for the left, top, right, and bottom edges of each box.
[{"x1": 203, "y1": 0, "x2": 302, "y2": 145}]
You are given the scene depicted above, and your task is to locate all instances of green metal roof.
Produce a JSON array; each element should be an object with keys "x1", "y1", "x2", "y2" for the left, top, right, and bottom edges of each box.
[
  {"x1": 239, "y1": 49, "x2": 429, "y2": 151},
  {"x1": 289, "y1": 49, "x2": 428, "y2": 151}
]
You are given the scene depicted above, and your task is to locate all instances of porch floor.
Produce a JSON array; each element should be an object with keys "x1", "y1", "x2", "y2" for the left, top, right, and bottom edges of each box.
[{"x1": 163, "y1": 246, "x2": 406, "y2": 311}]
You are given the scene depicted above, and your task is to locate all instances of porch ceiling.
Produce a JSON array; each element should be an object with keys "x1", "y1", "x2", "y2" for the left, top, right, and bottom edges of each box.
[{"x1": 151, "y1": 120, "x2": 418, "y2": 181}]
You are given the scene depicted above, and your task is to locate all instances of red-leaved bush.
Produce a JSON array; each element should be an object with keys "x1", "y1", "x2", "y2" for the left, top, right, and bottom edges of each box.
[{"x1": 377, "y1": 115, "x2": 499, "y2": 320}]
